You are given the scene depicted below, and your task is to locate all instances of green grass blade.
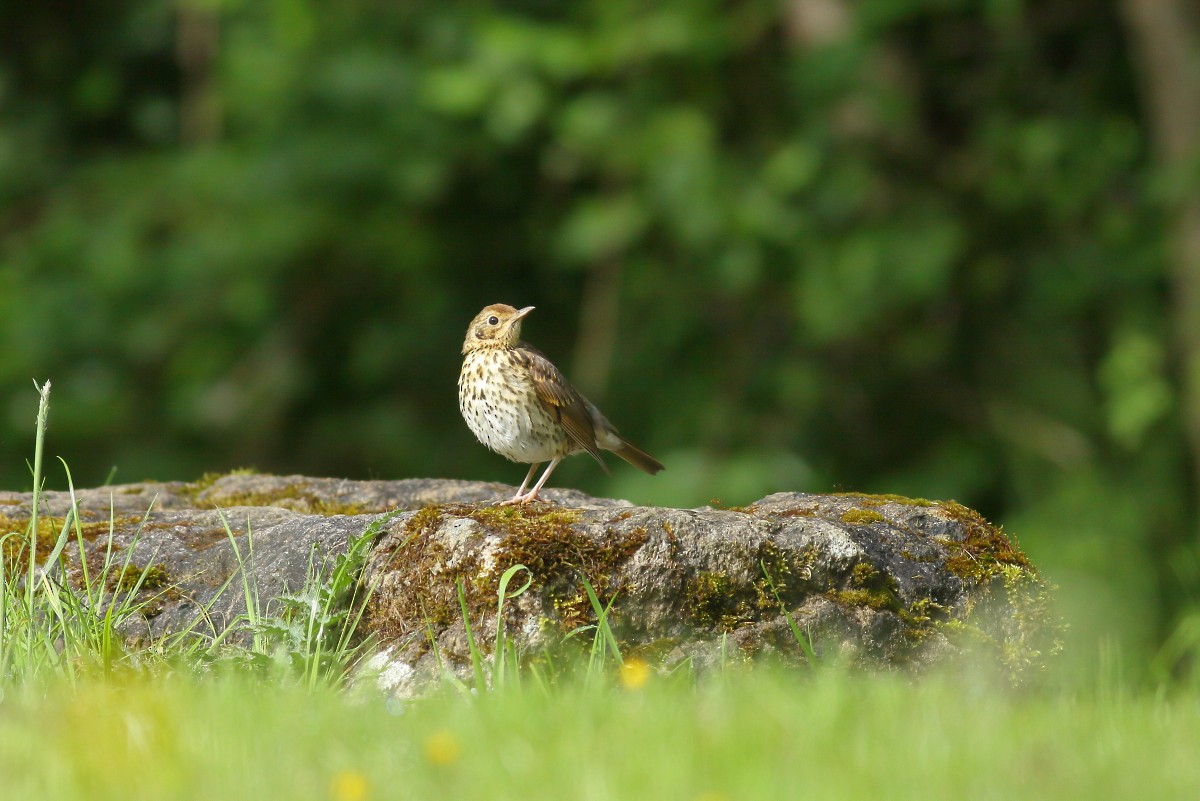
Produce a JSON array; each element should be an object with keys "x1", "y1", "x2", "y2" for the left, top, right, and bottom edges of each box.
[
  {"x1": 24, "y1": 380, "x2": 52, "y2": 656},
  {"x1": 457, "y1": 578, "x2": 486, "y2": 693},
  {"x1": 760, "y1": 559, "x2": 818, "y2": 665},
  {"x1": 492, "y1": 564, "x2": 532, "y2": 689},
  {"x1": 580, "y1": 575, "x2": 623, "y2": 672}
]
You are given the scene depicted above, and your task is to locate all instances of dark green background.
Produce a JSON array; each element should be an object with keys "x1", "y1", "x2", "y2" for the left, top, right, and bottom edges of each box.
[{"x1": 2, "y1": 0, "x2": 1196, "y2": 678}]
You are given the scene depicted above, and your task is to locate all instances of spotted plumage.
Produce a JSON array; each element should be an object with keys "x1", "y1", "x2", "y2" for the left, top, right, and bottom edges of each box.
[{"x1": 458, "y1": 303, "x2": 664, "y2": 504}]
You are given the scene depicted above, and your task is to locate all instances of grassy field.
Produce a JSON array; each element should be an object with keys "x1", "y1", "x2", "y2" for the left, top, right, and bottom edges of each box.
[{"x1": 1, "y1": 667, "x2": 1198, "y2": 801}]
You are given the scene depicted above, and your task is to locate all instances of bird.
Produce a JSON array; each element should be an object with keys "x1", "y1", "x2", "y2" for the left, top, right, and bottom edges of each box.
[{"x1": 459, "y1": 303, "x2": 664, "y2": 504}]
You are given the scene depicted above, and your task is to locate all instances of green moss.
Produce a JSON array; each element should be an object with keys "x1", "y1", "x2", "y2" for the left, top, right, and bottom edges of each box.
[
  {"x1": 993, "y1": 563, "x2": 1063, "y2": 682},
  {"x1": 187, "y1": 475, "x2": 371, "y2": 516},
  {"x1": 299, "y1": 497, "x2": 373, "y2": 516},
  {"x1": 824, "y1": 496, "x2": 1051, "y2": 671},
  {"x1": 0, "y1": 513, "x2": 139, "y2": 577},
  {"x1": 687, "y1": 571, "x2": 744, "y2": 630},
  {"x1": 850, "y1": 562, "x2": 876, "y2": 585},
  {"x1": 682, "y1": 541, "x2": 821, "y2": 633},
  {"x1": 937, "y1": 501, "x2": 1030, "y2": 583},
  {"x1": 184, "y1": 468, "x2": 259, "y2": 495},
  {"x1": 113, "y1": 564, "x2": 180, "y2": 620},
  {"x1": 707, "y1": 498, "x2": 755, "y2": 513},
  {"x1": 823, "y1": 560, "x2": 952, "y2": 640},
  {"x1": 938, "y1": 526, "x2": 1061, "y2": 685},
  {"x1": 826, "y1": 588, "x2": 887, "y2": 611},
  {"x1": 405, "y1": 504, "x2": 446, "y2": 537},
  {"x1": 927, "y1": 562, "x2": 1063, "y2": 685},
  {"x1": 0, "y1": 515, "x2": 57, "y2": 577},
  {"x1": 751, "y1": 541, "x2": 819, "y2": 614},
  {"x1": 463, "y1": 504, "x2": 582, "y2": 539},
  {"x1": 840, "y1": 509, "x2": 887, "y2": 525},
  {"x1": 370, "y1": 502, "x2": 650, "y2": 645},
  {"x1": 906, "y1": 596, "x2": 948, "y2": 627},
  {"x1": 464, "y1": 505, "x2": 644, "y2": 630},
  {"x1": 184, "y1": 469, "x2": 374, "y2": 515},
  {"x1": 367, "y1": 505, "x2": 455, "y2": 641},
  {"x1": 110, "y1": 562, "x2": 171, "y2": 593},
  {"x1": 828, "y1": 562, "x2": 904, "y2": 613},
  {"x1": 140, "y1": 563, "x2": 171, "y2": 590},
  {"x1": 833, "y1": 492, "x2": 936, "y2": 508}
]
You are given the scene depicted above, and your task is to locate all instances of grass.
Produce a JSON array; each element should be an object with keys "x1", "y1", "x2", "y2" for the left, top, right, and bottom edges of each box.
[
  {"x1": 4, "y1": 383, "x2": 1200, "y2": 800},
  {"x1": 2, "y1": 669, "x2": 1200, "y2": 801}
]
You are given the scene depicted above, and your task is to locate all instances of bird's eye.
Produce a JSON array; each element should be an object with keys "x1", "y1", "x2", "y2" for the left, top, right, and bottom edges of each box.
[{"x1": 487, "y1": 316, "x2": 499, "y2": 326}]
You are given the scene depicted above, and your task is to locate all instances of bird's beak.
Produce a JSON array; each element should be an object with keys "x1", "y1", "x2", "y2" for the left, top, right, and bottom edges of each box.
[{"x1": 514, "y1": 306, "x2": 535, "y2": 320}]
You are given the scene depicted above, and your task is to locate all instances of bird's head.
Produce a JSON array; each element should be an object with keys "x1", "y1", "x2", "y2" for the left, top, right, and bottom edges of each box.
[{"x1": 462, "y1": 304, "x2": 535, "y2": 353}]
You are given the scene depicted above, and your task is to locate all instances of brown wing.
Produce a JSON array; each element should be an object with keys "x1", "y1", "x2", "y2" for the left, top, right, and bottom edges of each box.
[{"x1": 515, "y1": 345, "x2": 608, "y2": 471}]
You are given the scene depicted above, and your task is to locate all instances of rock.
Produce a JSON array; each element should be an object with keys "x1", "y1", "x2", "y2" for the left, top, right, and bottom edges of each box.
[
  {"x1": 2, "y1": 473, "x2": 587, "y2": 643},
  {"x1": 362, "y1": 491, "x2": 1057, "y2": 694},
  {"x1": 0, "y1": 473, "x2": 1057, "y2": 691}
]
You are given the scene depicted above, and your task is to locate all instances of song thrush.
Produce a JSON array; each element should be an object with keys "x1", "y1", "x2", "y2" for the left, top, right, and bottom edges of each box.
[{"x1": 459, "y1": 303, "x2": 664, "y2": 504}]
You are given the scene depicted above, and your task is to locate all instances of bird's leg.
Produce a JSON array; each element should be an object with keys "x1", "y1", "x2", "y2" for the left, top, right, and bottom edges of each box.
[
  {"x1": 504, "y1": 458, "x2": 561, "y2": 505},
  {"x1": 497, "y1": 462, "x2": 542, "y2": 505},
  {"x1": 513, "y1": 463, "x2": 540, "y2": 500},
  {"x1": 493, "y1": 463, "x2": 540, "y2": 506}
]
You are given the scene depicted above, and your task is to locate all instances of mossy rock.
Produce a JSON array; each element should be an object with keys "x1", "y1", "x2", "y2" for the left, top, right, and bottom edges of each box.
[
  {"x1": 0, "y1": 474, "x2": 1059, "y2": 694},
  {"x1": 364, "y1": 490, "x2": 1061, "y2": 695}
]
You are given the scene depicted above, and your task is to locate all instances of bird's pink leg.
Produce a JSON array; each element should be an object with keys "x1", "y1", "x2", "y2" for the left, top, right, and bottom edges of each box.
[
  {"x1": 508, "y1": 463, "x2": 540, "y2": 502},
  {"x1": 501, "y1": 458, "x2": 561, "y2": 505}
]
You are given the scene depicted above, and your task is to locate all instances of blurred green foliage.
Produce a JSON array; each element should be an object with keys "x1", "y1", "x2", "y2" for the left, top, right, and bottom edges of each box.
[{"x1": 0, "y1": 1, "x2": 1194, "y2": 674}]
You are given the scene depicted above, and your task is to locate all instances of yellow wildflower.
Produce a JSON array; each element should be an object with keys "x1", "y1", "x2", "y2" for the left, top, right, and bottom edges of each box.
[
  {"x1": 424, "y1": 729, "x2": 461, "y2": 766},
  {"x1": 619, "y1": 657, "x2": 652, "y2": 689},
  {"x1": 329, "y1": 769, "x2": 369, "y2": 801}
]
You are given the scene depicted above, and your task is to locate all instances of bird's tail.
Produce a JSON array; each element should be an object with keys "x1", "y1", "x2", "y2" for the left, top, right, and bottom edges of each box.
[{"x1": 611, "y1": 437, "x2": 665, "y2": 475}]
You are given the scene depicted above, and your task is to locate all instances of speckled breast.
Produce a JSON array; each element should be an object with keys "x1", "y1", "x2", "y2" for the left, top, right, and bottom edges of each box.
[{"x1": 458, "y1": 349, "x2": 575, "y2": 463}]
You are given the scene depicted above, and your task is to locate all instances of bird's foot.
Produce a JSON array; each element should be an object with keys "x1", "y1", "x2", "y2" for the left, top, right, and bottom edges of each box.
[{"x1": 496, "y1": 490, "x2": 552, "y2": 506}]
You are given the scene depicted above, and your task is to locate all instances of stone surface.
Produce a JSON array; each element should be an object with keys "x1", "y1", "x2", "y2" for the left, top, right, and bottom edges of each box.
[{"x1": 0, "y1": 474, "x2": 1056, "y2": 692}]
